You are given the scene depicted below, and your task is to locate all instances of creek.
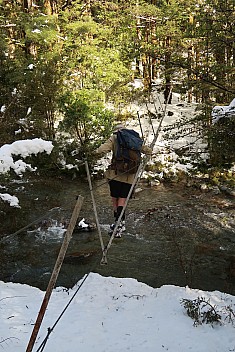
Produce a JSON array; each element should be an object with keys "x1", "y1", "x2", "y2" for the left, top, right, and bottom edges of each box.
[{"x1": 0, "y1": 174, "x2": 235, "y2": 295}]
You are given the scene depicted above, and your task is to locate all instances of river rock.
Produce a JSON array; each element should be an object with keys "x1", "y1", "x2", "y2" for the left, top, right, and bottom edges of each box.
[
  {"x1": 219, "y1": 185, "x2": 235, "y2": 197},
  {"x1": 75, "y1": 218, "x2": 97, "y2": 232}
]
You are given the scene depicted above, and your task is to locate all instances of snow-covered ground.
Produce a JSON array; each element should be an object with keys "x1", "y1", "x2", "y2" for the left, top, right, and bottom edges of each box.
[
  {"x1": 1, "y1": 273, "x2": 235, "y2": 352},
  {"x1": 212, "y1": 98, "x2": 235, "y2": 124},
  {"x1": 94, "y1": 90, "x2": 209, "y2": 177}
]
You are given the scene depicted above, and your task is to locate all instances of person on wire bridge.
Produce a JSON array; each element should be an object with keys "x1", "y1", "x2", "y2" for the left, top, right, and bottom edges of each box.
[{"x1": 94, "y1": 122, "x2": 152, "y2": 238}]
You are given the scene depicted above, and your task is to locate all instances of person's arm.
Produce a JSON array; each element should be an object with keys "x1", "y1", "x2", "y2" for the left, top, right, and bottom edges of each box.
[{"x1": 94, "y1": 136, "x2": 114, "y2": 156}]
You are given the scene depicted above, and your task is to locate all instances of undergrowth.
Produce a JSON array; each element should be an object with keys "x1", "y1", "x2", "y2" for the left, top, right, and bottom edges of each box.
[{"x1": 181, "y1": 296, "x2": 235, "y2": 327}]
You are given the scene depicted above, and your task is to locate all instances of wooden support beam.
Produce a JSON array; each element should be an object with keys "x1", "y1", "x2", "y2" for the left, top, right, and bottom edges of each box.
[{"x1": 26, "y1": 195, "x2": 84, "y2": 352}]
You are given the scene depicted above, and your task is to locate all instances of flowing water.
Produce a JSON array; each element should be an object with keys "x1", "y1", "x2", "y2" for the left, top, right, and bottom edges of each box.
[{"x1": 0, "y1": 174, "x2": 235, "y2": 294}]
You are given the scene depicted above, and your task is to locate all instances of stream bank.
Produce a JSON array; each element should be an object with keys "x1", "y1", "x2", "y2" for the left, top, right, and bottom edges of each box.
[{"x1": 0, "y1": 174, "x2": 235, "y2": 294}]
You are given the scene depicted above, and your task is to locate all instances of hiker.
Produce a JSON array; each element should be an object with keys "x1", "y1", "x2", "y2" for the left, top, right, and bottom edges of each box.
[{"x1": 94, "y1": 122, "x2": 152, "y2": 238}]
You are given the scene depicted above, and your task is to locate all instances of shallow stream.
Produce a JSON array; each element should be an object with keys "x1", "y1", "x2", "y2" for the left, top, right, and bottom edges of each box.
[{"x1": 0, "y1": 175, "x2": 235, "y2": 294}]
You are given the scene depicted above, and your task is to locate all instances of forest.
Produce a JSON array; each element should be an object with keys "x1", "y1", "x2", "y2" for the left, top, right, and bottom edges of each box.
[
  {"x1": 0, "y1": 0, "x2": 234, "y2": 173},
  {"x1": 1, "y1": 4, "x2": 235, "y2": 350}
]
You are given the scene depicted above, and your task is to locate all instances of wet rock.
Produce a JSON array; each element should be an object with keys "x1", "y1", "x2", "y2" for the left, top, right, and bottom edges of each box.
[
  {"x1": 75, "y1": 218, "x2": 97, "y2": 232},
  {"x1": 210, "y1": 186, "x2": 221, "y2": 195},
  {"x1": 148, "y1": 179, "x2": 161, "y2": 187},
  {"x1": 200, "y1": 183, "x2": 208, "y2": 191},
  {"x1": 64, "y1": 249, "x2": 98, "y2": 264},
  {"x1": 195, "y1": 243, "x2": 218, "y2": 255},
  {"x1": 219, "y1": 273, "x2": 228, "y2": 280},
  {"x1": 134, "y1": 187, "x2": 143, "y2": 194},
  {"x1": 60, "y1": 218, "x2": 97, "y2": 232},
  {"x1": 219, "y1": 186, "x2": 235, "y2": 197}
]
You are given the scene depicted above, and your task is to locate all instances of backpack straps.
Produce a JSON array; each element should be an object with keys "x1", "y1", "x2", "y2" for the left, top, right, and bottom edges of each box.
[{"x1": 111, "y1": 129, "x2": 143, "y2": 175}]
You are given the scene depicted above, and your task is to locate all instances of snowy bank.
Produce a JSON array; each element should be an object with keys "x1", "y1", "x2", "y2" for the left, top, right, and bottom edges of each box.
[
  {"x1": 0, "y1": 138, "x2": 53, "y2": 176},
  {"x1": 1, "y1": 273, "x2": 235, "y2": 352}
]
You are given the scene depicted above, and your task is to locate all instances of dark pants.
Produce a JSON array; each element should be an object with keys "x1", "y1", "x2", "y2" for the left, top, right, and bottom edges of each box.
[{"x1": 108, "y1": 180, "x2": 132, "y2": 198}]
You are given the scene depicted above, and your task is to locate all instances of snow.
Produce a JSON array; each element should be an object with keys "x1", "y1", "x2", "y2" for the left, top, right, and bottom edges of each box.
[
  {"x1": 27, "y1": 107, "x2": 32, "y2": 115},
  {"x1": 0, "y1": 193, "x2": 20, "y2": 207},
  {"x1": 94, "y1": 91, "x2": 209, "y2": 177},
  {"x1": 1, "y1": 273, "x2": 235, "y2": 351},
  {"x1": 0, "y1": 138, "x2": 53, "y2": 207},
  {"x1": 32, "y1": 29, "x2": 41, "y2": 34},
  {"x1": 0, "y1": 87, "x2": 235, "y2": 351},
  {"x1": 15, "y1": 128, "x2": 22, "y2": 135},
  {"x1": 212, "y1": 98, "x2": 235, "y2": 123},
  {"x1": 1, "y1": 105, "x2": 6, "y2": 113},
  {"x1": 0, "y1": 138, "x2": 53, "y2": 176},
  {"x1": 78, "y1": 218, "x2": 89, "y2": 228}
]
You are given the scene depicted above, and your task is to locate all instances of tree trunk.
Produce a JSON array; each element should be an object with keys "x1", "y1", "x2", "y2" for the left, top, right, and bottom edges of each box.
[
  {"x1": 187, "y1": 44, "x2": 194, "y2": 103},
  {"x1": 23, "y1": 0, "x2": 32, "y2": 11},
  {"x1": 164, "y1": 36, "x2": 172, "y2": 104},
  {"x1": 215, "y1": 45, "x2": 226, "y2": 103}
]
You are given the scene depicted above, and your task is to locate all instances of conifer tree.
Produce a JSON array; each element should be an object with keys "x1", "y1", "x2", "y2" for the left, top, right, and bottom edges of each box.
[{"x1": 0, "y1": 0, "x2": 234, "y2": 165}]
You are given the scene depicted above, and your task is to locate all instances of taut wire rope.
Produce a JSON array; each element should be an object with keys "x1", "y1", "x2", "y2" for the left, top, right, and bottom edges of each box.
[
  {"x1": 0, "y1": 158, "x2": 144, "y2": 245},
  {"x1": 101, "y1": 87, "x2": 172, "y2": 263},
  {"x1": 2, "y1": 87, "x2": 170, "y2": 250},
  {"x1": 17, "y1": 87, "x2": 171, "y2": 350},
  {"x1": 0, "y1": 206, "x2": 61, "y2": 244},
  {"x1": 35, "y1": 259, "x2": 99, "y2": 352}
]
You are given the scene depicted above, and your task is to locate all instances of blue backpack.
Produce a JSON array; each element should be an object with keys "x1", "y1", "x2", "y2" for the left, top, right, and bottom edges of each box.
[{"x1": 111, "y1": 129, "x2": 143, "y2": 174}]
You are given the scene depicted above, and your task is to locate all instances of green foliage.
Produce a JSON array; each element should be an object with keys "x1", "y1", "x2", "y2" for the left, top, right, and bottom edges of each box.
[
  {"x1": 0, "y1": 3, "x2": 64, "y2": 143},
  {"x1": 58, "y1": 89, "x2": 115, "y2": 153},
  {"x1": 60, "y1": 13, "x2": 132, "y2": 101},
  {"x1": 0, "y1": 0, "x2": 234, "y2": 170},
  {"x1": 209, "y1": 116, "x2": 235, "y2": 166}
]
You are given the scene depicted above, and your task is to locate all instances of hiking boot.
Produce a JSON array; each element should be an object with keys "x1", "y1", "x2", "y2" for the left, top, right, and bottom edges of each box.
[
  {"x1": 108, "y1": 221, "x2": 126, "y2": 237},
  {"x1": 108, "y1": 222, "x2": 116, "y2": 236},
  {"x1": 123, "y1": 220, "x2": 126, "y2": 231},
  {"x1": 118, "y1": 220, "x2": 126, "y2": 232},
  {"x1": 114, "y1": 230, "x2": 122, "y2": 238},
  {"x1": 115, "y1": 221, "x2": 126, "y2": 238}
]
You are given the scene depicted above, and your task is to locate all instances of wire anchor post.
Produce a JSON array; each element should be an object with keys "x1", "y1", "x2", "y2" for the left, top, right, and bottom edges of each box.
[
  {"x1": 26, "y1": 195, "x2": 84, "y2": 352},
  {"x1": 84, "y1": 160, "x2": 107, "y2": 264}
]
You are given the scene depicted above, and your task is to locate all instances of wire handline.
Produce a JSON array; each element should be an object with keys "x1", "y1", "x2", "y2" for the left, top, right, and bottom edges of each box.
[
  {"x1": 35, "y1": 265, "x2": 96, "y2": 352},
  {"x1": 26, "y1": 196, "x2": 84, "y2": 352},
  {"x1": 0, "y1": 159, "x2": 146, "y2": 246},
  {"x1": 84, "y1": 159, "x2": 106, "y2": 263},
  {"x1": 2, "y1": 88, "x2": 169, "y2": 248},
  {"x1": 0, "y1": 206, "x2": 61, "y2": 244},
  {"x1": 101, "y1": 87, "x2": 172, "y2": 263},
  {"x1": 100, "y1": 158, "x2": 145, "y2": 264}
]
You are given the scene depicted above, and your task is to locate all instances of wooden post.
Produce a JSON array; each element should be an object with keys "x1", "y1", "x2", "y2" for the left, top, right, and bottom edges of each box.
[
  {"x1": 26, "y1": 195, "x2": 84, "y2": 352},
  {"x1": 84, "y1": 160, "x2": 106, "y2": 263}
]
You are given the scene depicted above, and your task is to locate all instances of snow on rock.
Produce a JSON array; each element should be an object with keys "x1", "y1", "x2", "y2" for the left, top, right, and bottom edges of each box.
[
  {"x1": 1, "y1": 105, "x2": 6, "y2": 113},
  {"x1": 212, "y1": 97, "x2": 235, "y2": 124},
  {"x1": 0, "y1": 193, "x2": 20, "y2": 207},
  {"x1": 0, "y1": 138, "x2": 53, "y2": 176}
]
